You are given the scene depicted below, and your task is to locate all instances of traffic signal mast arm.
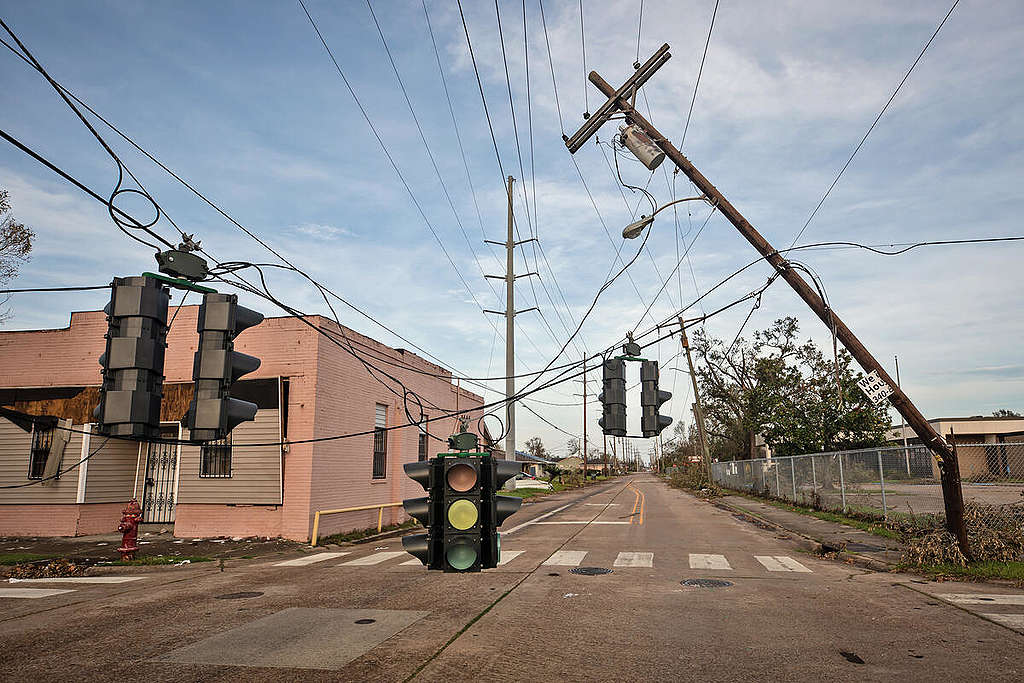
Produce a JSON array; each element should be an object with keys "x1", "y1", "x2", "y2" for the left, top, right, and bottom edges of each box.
[{"x1": 569, "y1": 45, "x2": 953, "y2": 465}]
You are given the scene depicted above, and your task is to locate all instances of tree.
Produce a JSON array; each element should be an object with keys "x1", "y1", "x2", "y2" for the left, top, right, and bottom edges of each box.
[
  {"x1": 693, "y1": 316, "x2": 890, "y2": 460},
  {"x1": 1, "y1": 189, "x2": 35, "y2": 322},
  {"x1": 992, "y1": 409, "x2": 1021, "y2": 418},
  {"x1": 524, "y1": 436, "x2": 548, "y2": 460}
]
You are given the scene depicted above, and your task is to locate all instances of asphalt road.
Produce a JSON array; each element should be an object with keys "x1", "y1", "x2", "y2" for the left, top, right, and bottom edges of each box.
[{"x1": 1, "y1": 474, "x2": 1021, "y2": 682}]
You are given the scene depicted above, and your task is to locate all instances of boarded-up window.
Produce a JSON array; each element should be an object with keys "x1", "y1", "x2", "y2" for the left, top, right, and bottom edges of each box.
[
  {"x1": 28, "y1": 427, "x2": 54, "y2": 479},
  {"x1": 200, "y1": 436, "x2": 232, "y2": 478},
  {"x1": 373, "y1": 404, "x2": 387, "y2": 479}
]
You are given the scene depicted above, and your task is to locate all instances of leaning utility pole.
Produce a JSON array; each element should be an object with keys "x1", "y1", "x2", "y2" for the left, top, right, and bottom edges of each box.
[
  {"x1": 484, "y1": 176, "x2": 537, "y2": 463},
  {"x1": 566, "y1": 43, "x2": 968, "y2": 556},
  {"x1": 680, "y1": 317, "x2": 711, "y2": 476}
]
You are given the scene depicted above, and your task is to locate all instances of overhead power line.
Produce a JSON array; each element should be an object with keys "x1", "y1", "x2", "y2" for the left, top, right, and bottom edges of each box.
[{"x1": 789, "y1": 0, "x2": 961, "y2": 247}]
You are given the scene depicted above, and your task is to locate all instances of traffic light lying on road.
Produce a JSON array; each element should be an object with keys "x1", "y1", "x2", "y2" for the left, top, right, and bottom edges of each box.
[
  {"x1": 183, "y1": 292, "x2": 264, "y2": 441},
  {"x1": 598, "y1": 358, "x2": 627, "y2": 437},
  {"x1": 94, "y1": 276, "x2": 170, "y2": 439},
  {"x1": 640, "y1": 360, "x2": 672, "y2": 437},
  {"x1": 402, "y1": 433, "x2": 522, "y2": 572}
]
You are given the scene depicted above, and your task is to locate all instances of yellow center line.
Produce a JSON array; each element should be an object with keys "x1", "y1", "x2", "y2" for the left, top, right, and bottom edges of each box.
[{"x1": 627, "y1": 481, "x2": 641, "y2": 524}]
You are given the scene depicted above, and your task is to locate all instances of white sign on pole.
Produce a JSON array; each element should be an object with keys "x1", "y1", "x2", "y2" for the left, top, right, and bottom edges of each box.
[{"x1": 857, "y1": 370, "x2": 893, "y2": 405}]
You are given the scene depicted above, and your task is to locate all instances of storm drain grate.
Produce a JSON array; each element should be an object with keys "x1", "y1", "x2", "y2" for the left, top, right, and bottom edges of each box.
[
  {"x1": 570, "y1": 567, "x2": 613, "y2": 576},
  {"x1": 681, "y1": 579, "x2": 732, "y2": 588},
  {"x1": 215, "y1": 591, "x2": 264, "y2": 600},
  {"x1": 845, "y1": 542, "x2": 885, "y2": 553}
]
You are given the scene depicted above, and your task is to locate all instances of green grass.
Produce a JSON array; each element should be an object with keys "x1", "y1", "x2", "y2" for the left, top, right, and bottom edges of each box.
[
  {"x1": 319, "y1": 519, "x2": 420, "y2": 546},
  {"x1": 748, "y1": 495, "x2": 902, "y2": 540},
  {"x1": 908, "y1": 561, "x2": 1024, "y2": 582},
  {"x1": 107, "y1": 555, "x2": 213, "y2": 566},
  {"x1": 0, "y1": 553, "x2": 55, "y2": 565}
]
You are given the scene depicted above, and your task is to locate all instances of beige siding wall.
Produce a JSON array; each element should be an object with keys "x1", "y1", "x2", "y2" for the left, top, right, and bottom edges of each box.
[
  {"x1": 83, "y1": 433, "x2": 141, "y2": 503},
  {"x1": 0, "y1": 418, "x2": 81, "y2": 503},
  {"x1": 176, "y1": 409, "x2": 282, "y2": 504}
]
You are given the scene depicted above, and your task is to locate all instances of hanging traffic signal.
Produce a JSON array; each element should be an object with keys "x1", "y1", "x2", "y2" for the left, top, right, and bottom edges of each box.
[
  {"x1": 481, "y1": 458, "x2": 521, "y2": 569},
  {"x1": 401, "y1": 459, "x2": 440, "y2": 568},
  {"x1": 640, "y1": 360, "x2": 672, "y2": 437},
  {"x1": 401, "y1": 433, "x2": 521, "y2": 572},
  {"x1": 183, "y1": 292, "x2": 264, "y2": 441},
  {"x1": 94, "y1": 276, "x2": 170, "y2": 439},
  {"x1": 598, "y1": 358, "x2": 627, "y2": 437}
]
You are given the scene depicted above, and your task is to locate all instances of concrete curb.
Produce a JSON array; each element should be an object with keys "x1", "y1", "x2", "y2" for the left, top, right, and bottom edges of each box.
[{"x1": 711, "y1": 497, "x2": 895, "y2": 573}]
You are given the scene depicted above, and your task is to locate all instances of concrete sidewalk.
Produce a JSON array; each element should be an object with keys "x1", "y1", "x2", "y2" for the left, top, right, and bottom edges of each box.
[{"x1": 715, "y1": 494, "x2": 905, "y2": 570}]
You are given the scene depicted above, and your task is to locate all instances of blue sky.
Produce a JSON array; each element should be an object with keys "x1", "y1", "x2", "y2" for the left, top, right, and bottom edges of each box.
[{"x1": 2, "y1": 1, "x2": 1022, "y2": 460}]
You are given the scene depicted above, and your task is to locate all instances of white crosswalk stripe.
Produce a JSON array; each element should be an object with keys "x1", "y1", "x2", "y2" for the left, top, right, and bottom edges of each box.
[
  {"x1": 689, "y1": 554, "x2": 732, "y2": 570},
  {"x1": 982, "y1": 613, "x2": 1024, "y2": 629},
  {"x1": 0, "y1": 588, "x2": 76, "y2": 599},
  {"x1": 8, "y1": 576, "x2": 146, "y2": 583},
  {"x1": 754, "y1": 555, "x2": 812, "y2": 573},
  {"x1": 274, "y1": 552, "x2": 349, "y2": 567},
  {"x1": 936, "y1": 593, "x2": 1024, "y2": 605},
  {"x1": 496, "y1": 550, "x2": 525, "y2": 566},
  {"x1": 339, "y1": 551, "x2": 407, "y2": 566},
  {"x1": 543, "y1": 550, "x2": 588, "y2": 566},
  {"x1": 614, "y1": 552, "x2": 654, "y2": 568}
]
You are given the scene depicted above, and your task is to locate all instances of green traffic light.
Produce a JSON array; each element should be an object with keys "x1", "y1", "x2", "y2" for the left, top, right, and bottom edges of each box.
[
  {"x1": 446, "y1": 542, "x2": 477, "y2": 570},
  {"x1": 447, "y1": 499, "x2": 478, "y2": 530}
]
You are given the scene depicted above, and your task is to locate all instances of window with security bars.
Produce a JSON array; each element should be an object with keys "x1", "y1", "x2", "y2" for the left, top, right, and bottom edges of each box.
[
  {"x1": 373, "y1": 403, "x2": 387, "y2": 479},
  {"x1": 200, "y1": 436, "x2": 232, "y2": 478},
  {"x1": 28, "y1": 426, "x2": 54, "y2": 479}
]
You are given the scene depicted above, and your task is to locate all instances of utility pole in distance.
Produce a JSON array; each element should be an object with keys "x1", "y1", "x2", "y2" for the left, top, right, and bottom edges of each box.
[
  {"x1": 680, "y1": 317, "x2": 711, "y2": 477},
  {"x1": 485, "y1": 176, "x2": 537, "y2": 463},
  {"x1": 565, "y1": 44, "x2": 969, "y2": 556}
]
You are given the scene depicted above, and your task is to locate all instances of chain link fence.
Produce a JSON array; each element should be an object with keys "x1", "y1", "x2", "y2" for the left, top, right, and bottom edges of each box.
[{"x1": 710, "y1": 443, "x2": 1024, "y2": 528}]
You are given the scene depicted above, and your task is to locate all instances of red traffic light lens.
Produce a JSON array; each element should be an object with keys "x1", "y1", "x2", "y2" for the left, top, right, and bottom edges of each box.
[{"x1": 446, "y1": 462, "x2": 478, "y2": 492}]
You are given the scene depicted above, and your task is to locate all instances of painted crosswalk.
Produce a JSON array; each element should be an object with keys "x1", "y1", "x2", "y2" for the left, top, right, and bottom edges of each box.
[
  {"x1": 689, "y1": 554, "x2": 731, "y2": 570},
  {"x1": 339, "y1": 551, "x2": 407, "y2": 566},
  {"x1": 754, "y1": 555, "x2": 812, "y2": 573},
  {"x1": 543, "y1": 550, "x2": 589, "y2": 566},
  {"x1": 0, "y1": 587, "x2": 77, "y2": 599},
  {"x1": 614, "y1": 552, "x2": 654, "y2": 568},
  {"x1": 8, "y1": 576, "x2": 146, "y2": 584},
  {"x1": 274, "y1": 552, "x2": 349, "y2": 567},
  {"x1": 261, "y1": 548, "x2": 817, "y2": 574},
  {"x1": 931, "y1": 593, "x2": 1024, "y2": 633}
]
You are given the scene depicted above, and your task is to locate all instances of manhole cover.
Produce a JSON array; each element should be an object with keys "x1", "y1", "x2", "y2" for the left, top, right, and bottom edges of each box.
[
  {"x1": 681, "y1": 579, "x2": 732, "y2": 588},
  {"x1": 570, "y1": 567, "x2": 613, "y2": 576},
  {"x1": 215, "y1": 591, "x2": 264, "y2": 600},
  {"x1": 355, "y1": 618, "x2": 377, "y2": 624}
]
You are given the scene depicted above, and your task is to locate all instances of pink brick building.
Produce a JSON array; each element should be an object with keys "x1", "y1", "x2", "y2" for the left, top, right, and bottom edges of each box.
[{"x1": 0, "y1": 306, "x2": 482, "y2": 541}]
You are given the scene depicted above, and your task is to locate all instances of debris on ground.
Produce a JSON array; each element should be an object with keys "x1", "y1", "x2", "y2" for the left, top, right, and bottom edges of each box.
[
  {"x1": 6, "y1": 558, "x2": 91, "y2": 579},
  {"x1": 903, "y1": 502, "x2": 1024, "y2": 567}
]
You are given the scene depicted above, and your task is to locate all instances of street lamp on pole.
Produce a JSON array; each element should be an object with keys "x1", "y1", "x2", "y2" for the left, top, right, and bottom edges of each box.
[{"x1": 621, "y1": 196, "x2": 709, "y2": 239}]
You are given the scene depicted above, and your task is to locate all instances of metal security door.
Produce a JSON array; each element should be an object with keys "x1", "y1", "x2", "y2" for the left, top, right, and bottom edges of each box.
[{"x1": 142, "y1": 427, "x2": 179, "y2": 523}]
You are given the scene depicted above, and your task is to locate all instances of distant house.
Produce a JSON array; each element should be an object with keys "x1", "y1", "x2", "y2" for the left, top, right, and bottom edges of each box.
[{"x1": 513, "y1": 450, "x2": 554, "y2": 477}]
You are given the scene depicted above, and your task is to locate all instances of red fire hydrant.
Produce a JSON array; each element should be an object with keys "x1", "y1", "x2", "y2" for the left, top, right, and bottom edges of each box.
[{"x1": 116, "y1": 499, "x2": 142, "y2": 561}]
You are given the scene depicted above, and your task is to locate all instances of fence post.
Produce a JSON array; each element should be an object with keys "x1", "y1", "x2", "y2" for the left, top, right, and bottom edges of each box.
[
  {"x1": 761, "y1": 465, "x2": 767, "y2": 493},
  {"x1": 790, "y1": 457, "x2": 797, "y2": 501},
  {"x1": 838, "y1": 454, "x2": 847, "y2": 513},
  {"x1": 775, "y1": 462, "x2": 781, "y2": 497},
  {"x1": 810, "y1": 456, "x2": 817, "y2": 496},
  {"x1": 877, "y1": 450, "x2": 887, "y2": 521}
]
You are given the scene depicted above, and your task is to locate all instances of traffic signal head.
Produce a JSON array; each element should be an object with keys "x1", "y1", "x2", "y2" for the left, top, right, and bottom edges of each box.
[
  {"x1": 184, "y1": 293, "x2": 264, "y2": 441},
  {"x1": 401, "y1": 460, "x2": 440, "y2": 568},
  {"x1": 640, "y1": 360, "x2": 672, "y2": 437},
  {"x1": 598, "y1": 358, "x2": 627, "y2": 437},
  {"x1": 94, "y1": 276, "x2": 170, "y2": 439}
]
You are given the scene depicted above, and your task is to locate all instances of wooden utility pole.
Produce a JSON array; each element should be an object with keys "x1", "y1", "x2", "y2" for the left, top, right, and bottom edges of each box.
[
  {"x1": 484, "y1": 176, "x2": 537, "y2": 463},
  {"x1": 582, "y1": 357, "x2": 588, "y2": 478},
  {"x1": 565, "y1": 43, "x2": 966, "y2": 550},
  {"x1": 680, "y1": 317, "x2": 711, "y2": 475}
]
